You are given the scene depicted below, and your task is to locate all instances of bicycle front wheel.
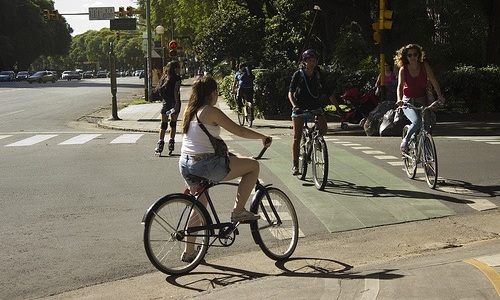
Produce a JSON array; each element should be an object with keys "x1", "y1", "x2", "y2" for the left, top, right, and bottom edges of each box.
[
  {"x1": 143, "y1": 195, "x2": 211, "y2": 275},
  {"x1": 312, "y1": 136, "x2": 329, "y2": 190},
  {"x1": 402, "y1": 125, "x2": 417, "y2": 179},
  {"x1": 422, "y1": 133, "x2": 438, "y2": 189},
  {"x1": 251, "y1": 187, "x2": 299, "y2": 260},
  {"x1": 298, "y1": 132, "x2": 308, "y2": 180}
]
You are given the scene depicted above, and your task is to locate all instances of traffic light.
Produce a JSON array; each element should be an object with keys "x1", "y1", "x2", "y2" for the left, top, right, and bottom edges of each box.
[
  {"x1": 118, "y1": 7, "x2": 125, "y2": 17},
  {"x1": 379, "y1": 8, "x2": 393, "y2": 30},
  {"x1": 372, "y1": 2, "x2": 393, "y2": 45},
  {"x1": 116, "y1": 31, "x2": 120, "y2": 40},
  {"x1": 42, "y1": 9, "x2": 50, "y2": 20},
  {"x1": 51, "y1": 10, "x2": 59, "y2": 20},
  {"x1": 126, "y1": 6, "x2": 134, "y2": 17},
  {"x1": 169, "y1": 40, "x2": 178, "y2": 58}
]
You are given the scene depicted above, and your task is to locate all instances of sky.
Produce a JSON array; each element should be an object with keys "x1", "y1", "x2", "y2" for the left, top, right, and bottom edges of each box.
[{"x1": 54, "y1": 0, "x2": 138, "y2": 36}]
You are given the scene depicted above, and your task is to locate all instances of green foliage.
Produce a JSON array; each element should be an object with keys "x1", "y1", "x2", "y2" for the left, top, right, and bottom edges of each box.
[
  {"x1": 0, "y1": 0, "x2": 71, "y2": 70},
  {"x1": 441, "y1": 65, "x2": 500, "y2": 113},
  {"x1": 195, "y1": 7, "x2": 264, "y2": 69}
]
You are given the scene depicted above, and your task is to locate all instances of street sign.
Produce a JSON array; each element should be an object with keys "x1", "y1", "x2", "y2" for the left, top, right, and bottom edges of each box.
[
  {"x1": 110, "y1": 18, "x2": 137, "y2": 30},
  {"x1": 89, "y1": 7, "x2": 115, "y2": 20}
]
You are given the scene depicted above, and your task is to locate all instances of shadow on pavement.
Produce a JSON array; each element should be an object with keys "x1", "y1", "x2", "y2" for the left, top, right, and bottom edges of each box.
[{"x1": 164, "y1": 257, "x2": 403, "y2": 292}]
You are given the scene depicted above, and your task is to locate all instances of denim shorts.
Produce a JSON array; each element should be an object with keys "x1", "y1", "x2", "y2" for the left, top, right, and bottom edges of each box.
[{"x1": 178, "y1": 154, "x2": 230, "y2": 185}]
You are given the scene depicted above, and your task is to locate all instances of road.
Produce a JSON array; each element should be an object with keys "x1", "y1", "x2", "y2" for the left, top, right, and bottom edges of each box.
[{"x1": 0, "y1": 77, "x2": 498, "y2": 299}]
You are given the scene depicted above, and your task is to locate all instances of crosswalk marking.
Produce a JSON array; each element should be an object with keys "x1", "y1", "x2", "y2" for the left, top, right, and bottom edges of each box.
[
  {"x1": 59, "y1": 134, "x2": 102, "y2": 145},
  {"x1": 110, "y1": 134, "x2": 144, "y2": 144},
  {"x1": 6, "y1": 134, "x2": 57, "y2": 147},
  {"x1": 362, "y1": 150, "x2": 385, "y2": 155},
  {"x1": 374, "y1": 155, "x2": 399, "y2": 160}
]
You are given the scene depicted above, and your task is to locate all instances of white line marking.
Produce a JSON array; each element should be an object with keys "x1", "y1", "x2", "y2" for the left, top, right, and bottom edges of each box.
[
  {"x1": 342, "y1": 143, "x2": 362, "y2": 146},
  {"x1": 6, "y1": 135, "x2": 57, "y2": 147},
  {"x1": 362, "y1": 150, "x2": 385, "y2": 155},
  {"x1": 59, "y1": 134, "x2": 102, "y2": 145},
  {"x1": 374, "y1": 155, "x2": 399, "y2": 160},
  {"x1": 388, "y1": 161, "x2": 405, "y2": 166},
  {"x1": 352, "y1": 146, "x2": 372, "y2": 150},
  {"x1": 0, "y1": 135, "x2": 13, "y2": 140},
  {"x1": 110, "y1": 134, "x2": 143, "y2": 144},
  {"x1": 465, "y1": 199, "x2": 498, "y2": 211},
  {"x1": 360, "y1": 277, "x2": 380, "y2": 300},
  {"x1": 0, "y1": 110, "x2": 25, "y2": 117},
  {"x1": 476, "y1": 254, "x2": 500, "y2": 267}
]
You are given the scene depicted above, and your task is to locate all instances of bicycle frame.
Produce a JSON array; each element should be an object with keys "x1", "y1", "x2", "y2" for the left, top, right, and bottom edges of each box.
[
  {"x1": 401, "y1": 101, "x2": 440, "y2": 188},
  {"x1": 402, "y1": 101, "x2": 439, "y2": 161},
  {"x1": 176, "y1": 180, "x2": 279, "y2": 248}
]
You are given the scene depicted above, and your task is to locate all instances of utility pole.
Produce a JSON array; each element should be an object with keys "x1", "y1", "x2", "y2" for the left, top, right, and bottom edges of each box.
[{"x1": 145, "y1": 0, "x2": 153, "y2": 101}]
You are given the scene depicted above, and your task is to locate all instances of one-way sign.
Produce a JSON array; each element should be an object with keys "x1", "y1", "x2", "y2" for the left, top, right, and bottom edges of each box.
[{"x1": 89, "y1": 7, "x2": 115, "y2": 20}]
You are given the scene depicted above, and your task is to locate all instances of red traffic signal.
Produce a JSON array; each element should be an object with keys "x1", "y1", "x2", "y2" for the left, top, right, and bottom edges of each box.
[
  {"x1": 115, "y1": 31, "x2": 120, "y2": 40},
  {"x1": 169, "y1": 41, "x2": 178, "y2": 49}
]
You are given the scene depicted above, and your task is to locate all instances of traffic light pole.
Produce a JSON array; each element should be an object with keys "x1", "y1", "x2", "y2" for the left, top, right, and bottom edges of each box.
[
  {"x1": 376, "y1": 0, "x2": 392, "y2": 102},
  {"x1": 109, "y1": 42, "x2": 120, "y2": 120}
]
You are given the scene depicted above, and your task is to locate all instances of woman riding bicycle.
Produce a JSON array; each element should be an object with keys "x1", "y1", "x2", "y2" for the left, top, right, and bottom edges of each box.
[
  {"x1": 288, "y1": 49, "x2": 342, "y2": 175},
  {"x1": 396, "y1": 44, "x2": 445, "y2": 152},
  {"x1": 179, "y1": 77, "x2": 272, "y2": 260}
]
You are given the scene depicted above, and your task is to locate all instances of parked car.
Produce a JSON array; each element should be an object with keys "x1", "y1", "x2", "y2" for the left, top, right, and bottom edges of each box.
[
  {"x1": 139, "y1": 70, "x2": 144, "y2": 79},
  {"x1": 96, "y1": 70, "x2": 107, "y2": 78},
  {"x1": 82, "y1": 71, "x2": 94, "y2": 78},
  {"x1": 15, "y1": 71, "x2": 30, "y2": 81},
  {"x1": 0, "y1": 70, "x2": 15, "y2": 82},
  {"x1": 27, "y1": 71, "x2": 57, "y2": 84},
  {"x1": 61, "y1": 70, "x2": 82, "y2": 81}
]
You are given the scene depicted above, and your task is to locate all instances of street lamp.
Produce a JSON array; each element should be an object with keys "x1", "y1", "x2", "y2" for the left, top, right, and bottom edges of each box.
[{"x1": 155, "y1": 25, "x2": 165, "y2": 68}]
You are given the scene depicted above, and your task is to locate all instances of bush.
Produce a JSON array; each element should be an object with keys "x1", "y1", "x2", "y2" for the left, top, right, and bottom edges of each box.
[
  {"x1": 221, "y1": 66, "x2": 380, "y2": 118},
  {"x1": 441, "y1": 65, "x2": 500, "y2": 113}
]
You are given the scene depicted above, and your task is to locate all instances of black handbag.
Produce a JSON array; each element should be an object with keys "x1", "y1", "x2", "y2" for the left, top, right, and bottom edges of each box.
[{"x1": 196, "y1": 115, "x2": 228, "y2": 157}]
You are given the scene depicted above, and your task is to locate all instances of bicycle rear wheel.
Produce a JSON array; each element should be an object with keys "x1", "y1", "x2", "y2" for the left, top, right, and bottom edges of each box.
[
  {"x1": 298, "y1": 132, "x2": 308, "y2": 180},
  {"x1": 422, "y1": 133, "x2": 438, "y2": 189},
  {"x1": 246, "y1": 102, "x2": 254, "y2": 127},
  {"x1": 312, "y1": 136, "x2": 329, "y2": 190},
  {"x1": 250, "y1": 187, "x2": 299, "y2": 260},
  {"x1": 402, "y1": 125, "x2": 417, "y2": 179},
  {"x1": 143, "y1": 194, "x2": 210, "y2": 275},
  {"x1": 236, "y1": 95, "x2": 245, "y2": 126}
]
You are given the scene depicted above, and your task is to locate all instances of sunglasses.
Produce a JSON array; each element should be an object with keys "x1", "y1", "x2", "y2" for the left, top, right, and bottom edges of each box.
[{"x1": 407, "y1": 53, "x2": 419, "y2": 58}]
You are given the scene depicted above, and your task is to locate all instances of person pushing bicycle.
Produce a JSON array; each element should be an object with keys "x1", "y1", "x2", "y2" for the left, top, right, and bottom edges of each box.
[
  {"x1": 231, "y1": 62, "x2": 255, "y2": 113},
  {"x1": 288, "y1": 49, "x2": 342, "y2": 175}
]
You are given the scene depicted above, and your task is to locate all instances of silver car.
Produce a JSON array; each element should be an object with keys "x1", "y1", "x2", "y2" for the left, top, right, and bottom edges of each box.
[{"x1": 27, "y1": 71, "x2": 57, "y2": 84}]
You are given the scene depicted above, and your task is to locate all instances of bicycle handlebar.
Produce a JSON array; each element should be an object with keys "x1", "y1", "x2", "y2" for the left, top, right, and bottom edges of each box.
[
  {"x1": 403, "y1": 100, "x2": 442, "y2": 112},
  {"x1": 253, "y1": 137, "x2": 272, "y2": 160}
]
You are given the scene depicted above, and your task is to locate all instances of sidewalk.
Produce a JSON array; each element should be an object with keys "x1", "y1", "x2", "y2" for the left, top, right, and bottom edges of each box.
[{"x1": 43, "y1": 210, "x2": 500, "y2": 300}]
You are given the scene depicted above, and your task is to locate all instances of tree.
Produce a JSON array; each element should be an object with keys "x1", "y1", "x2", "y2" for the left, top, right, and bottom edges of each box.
[{"x1": 0, "y1": 0, "x2": 71, "y2": 70}]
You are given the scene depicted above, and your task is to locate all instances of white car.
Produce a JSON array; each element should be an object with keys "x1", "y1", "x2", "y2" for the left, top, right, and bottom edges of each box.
[{"x1": 61, "y1": 71, "x2": 82, "y2": 81}]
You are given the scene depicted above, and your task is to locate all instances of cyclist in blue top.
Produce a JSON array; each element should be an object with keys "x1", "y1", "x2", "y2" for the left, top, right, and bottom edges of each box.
[
  {"x1": 231, "y1": 63, "x2": 255, "y2": 112},
  {"x1": 288, "y1": 49, "x2": 342, "y2": 175}
]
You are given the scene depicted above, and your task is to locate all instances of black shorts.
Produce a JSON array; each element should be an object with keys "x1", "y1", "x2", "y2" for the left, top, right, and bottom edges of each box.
[{"x1": 160, "y1": 98, "x2": 179, "y2": 114}]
